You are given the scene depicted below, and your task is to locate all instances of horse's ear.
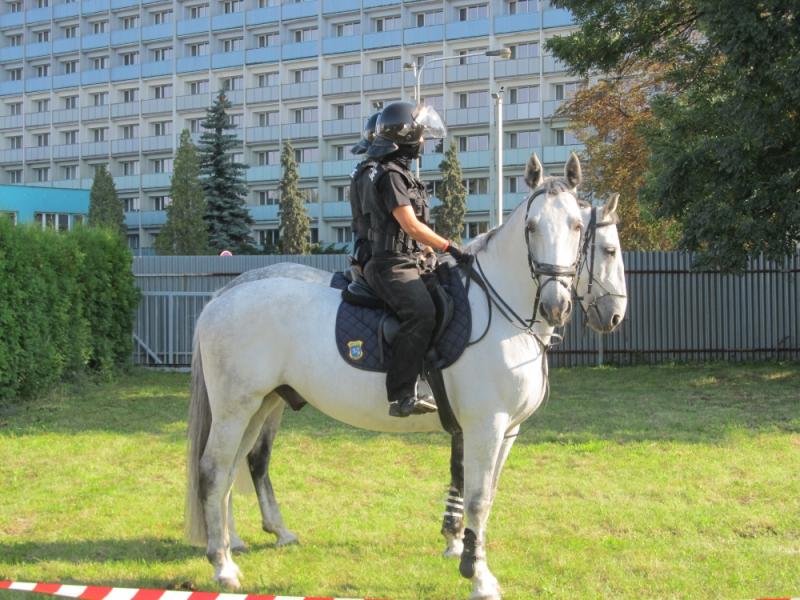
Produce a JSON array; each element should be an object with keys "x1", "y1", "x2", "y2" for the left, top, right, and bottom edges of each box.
[
  {"x1": 603, "y1": 193, "x2": 620, "y2": 221},
  {"x1": 525, "y1": 153, "x2": 544, "y2": 189},
  {"x1": 565, "y1": 152, "x2": 582, "y2": 189}
]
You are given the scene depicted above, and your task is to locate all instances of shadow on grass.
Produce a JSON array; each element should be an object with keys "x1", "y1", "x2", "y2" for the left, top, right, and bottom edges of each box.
[
  {"x1": 0, "y1": 537, "x2": 197, "y2": 566},
  {"x1": 1, "y1": 363, "x2": 798, "y2": 445}
]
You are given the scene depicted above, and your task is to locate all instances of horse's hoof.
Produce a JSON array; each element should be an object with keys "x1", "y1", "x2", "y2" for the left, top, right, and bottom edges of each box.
[
  {"x1": 443, "y1": 542, "x2": 463, "y2": 559},
  {"x1": 275, "y1": 533, "x2": 299, "y2": 547},
  {"x1": 231, "y1": 544, "x2": 249, "y2": 554},
  {"x1": 215, "y1": 575, "x2": 241, "y2": 591}
]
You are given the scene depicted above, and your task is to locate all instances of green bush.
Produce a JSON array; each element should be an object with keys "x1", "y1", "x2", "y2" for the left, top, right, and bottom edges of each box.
[{"x1": 0, "y1": 220, "x2": 140, "y2": 404}]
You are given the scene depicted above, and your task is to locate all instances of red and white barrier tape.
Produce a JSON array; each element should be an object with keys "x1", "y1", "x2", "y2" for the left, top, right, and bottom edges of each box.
[{"x1": 0, "y1": 581, "x2": 373, "y2": 600}]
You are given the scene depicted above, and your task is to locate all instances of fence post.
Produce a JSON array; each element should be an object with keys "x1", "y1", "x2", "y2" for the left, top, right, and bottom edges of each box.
[{"x1": 597, "y1": 331, "x2": 603, "y2": 367}]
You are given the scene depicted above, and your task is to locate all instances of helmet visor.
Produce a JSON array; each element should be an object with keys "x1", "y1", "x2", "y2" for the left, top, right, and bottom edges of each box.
[{"x1": 413, "y1": 104, "x2": 446, "y2": 139}]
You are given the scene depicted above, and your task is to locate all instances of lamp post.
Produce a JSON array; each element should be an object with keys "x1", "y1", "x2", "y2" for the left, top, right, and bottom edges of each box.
[
  {"x1": 403, "y1": 47, "x2": 511, "y2": 178},
  {"x1": 491, "y1": 87, "x2": 505, "y2": 227}
]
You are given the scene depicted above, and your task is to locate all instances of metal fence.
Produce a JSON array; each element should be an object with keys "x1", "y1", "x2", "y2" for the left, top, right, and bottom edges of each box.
[{"x1": 132, "y1": 253, "x2": 800, "y2": 367}]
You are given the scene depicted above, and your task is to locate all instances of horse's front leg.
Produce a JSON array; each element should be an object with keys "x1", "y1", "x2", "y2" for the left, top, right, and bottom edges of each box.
[
  {"x1": 442, "y1": 431, "x2": 465, "y2": 558},
  {"x1": 460, "y1": 416, "x2": 509, "y2": 600}
]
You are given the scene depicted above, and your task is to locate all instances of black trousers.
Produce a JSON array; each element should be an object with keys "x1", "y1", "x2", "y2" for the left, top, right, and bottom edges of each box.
[{"x1": 364, "y1": 253, "x2": 436, "y2": 403}]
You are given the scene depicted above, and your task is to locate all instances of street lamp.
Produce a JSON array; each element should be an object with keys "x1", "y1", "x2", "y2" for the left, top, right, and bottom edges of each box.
[
  {"x1": 492, "y1": 87, "x2": 505, "y2": 227},
  {"x1": 403, "y1": 47, "x2": 511, "y2": 177}
]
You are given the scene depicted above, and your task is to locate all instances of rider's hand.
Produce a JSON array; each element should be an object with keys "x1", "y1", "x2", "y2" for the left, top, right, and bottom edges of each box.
[{"x1": 443, "y1": 241, "x2": 467, "y2": 262}]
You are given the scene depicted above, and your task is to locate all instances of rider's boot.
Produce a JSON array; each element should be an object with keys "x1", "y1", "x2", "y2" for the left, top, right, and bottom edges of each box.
[{"x1": 389, "y1": 390, "x2": 437, "y2": 417}]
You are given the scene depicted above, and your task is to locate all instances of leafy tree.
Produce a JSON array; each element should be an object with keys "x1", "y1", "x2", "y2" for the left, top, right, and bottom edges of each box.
[
  {"x1": 548, "y1": 0, "x2": 800, "y2": 270},
  {"x1": 559, "y1": 67, "x2": 680, "y2": 250},
  {"x1": 278, "y1": 140, "x2": 310, "y2": 254},
  {"x1": 155, "y1": 130, "x2": 209, "y2": 255},
  {"x1": 88, "y1": 165, "x2": 125, "y2": 237},
  {"x1": 198, "y1": 90, "x2": 254, "y2": 253},
  {"x1": 432, "y1": 141, "x2": 467, "y2": 242}
]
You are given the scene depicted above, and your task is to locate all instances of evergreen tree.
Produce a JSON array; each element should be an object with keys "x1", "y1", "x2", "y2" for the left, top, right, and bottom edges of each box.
[
  {"x1": 278, "y1": 140, "x2": 310, "y2": 254},
  {"x1": 87, "y1": 164, "x2": 125, "y2": 237},
  {"x1": 198, "y1": 90, "x2": 254, "y2": 253},
  {"x1": 155, "y1": 130, "x2": 209, "y2": 255},
  {"x1": 432, "y1": 141, "x2": 467, "y2": 242}
]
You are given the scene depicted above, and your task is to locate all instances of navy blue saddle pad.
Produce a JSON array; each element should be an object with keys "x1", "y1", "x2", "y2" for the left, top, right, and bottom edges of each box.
[{"x1": 331, "y1": 267, "x2": 471, "y2": 372}]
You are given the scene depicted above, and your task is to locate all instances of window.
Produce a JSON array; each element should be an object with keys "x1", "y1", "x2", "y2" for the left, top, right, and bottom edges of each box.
[
  {"x1": 509, "y1": 42, "x2": 538, "y2": 59},
  {"x1": 8, "y1": 101, "x2": 22, "y2": 115},
  {"x1": 91, "y1": 127, "x2": 107, "y2": 142},
  {"x1": 152, "y1": 46, "x2": 172, "y2": 61},
  {"x1": 36, "y1": 133, "x2": 49, "y2": 147},
  {"x1": 222, "y1": 37, "x2": 242, "y2": 52},
  {"x1": 554, "y1": 81, "x2": 583, "y2": 101},
  {"x1": 509, "y1": 85, "x2": 539, "y2": 104},
  {"x1": 335, "y1": 21, "x2": 359, "y2": 37},
  {"x1": 63, "y1": 60, "x2": 78, "y2": 74},
  {"x1": 35, "y1": 98, "x2": 49, "y2": 112},
  {"x1": 258, "y1": 229, "x2": 279, "y2": 249},
  {"x1": 293, "y1": 107, "x2": 317, "y2": 123},
  {"x1": 34, "y1": 63, "x2": 49, "y2": 77},
  {"x1": 8, "y1": 34, "x2": 22, "y2": 47},
  {"x1": 62, "y1": 130, "x2": 78, "y2": 144},
  {"x1": 335, "y1": 103, "x2": 360, "y2": 120},
  {"x1": 153, "y1": 121, "x2": 171, "y2": 136},
  {"x1": 188, "y1": 80, "x2": 209, "y2": 95},
  {"x1": 257, "y1": 32, "x2": 280, "y2": 47},
  {"x1": 554, "y1": 129, "x2": 579, "y2": 146},
  {"x1": 508, "y1": 0, "x2": 534, "y2": 15},
  {"x1": 34, "y1": 213, "x2": 74, "y2": 232},
  {"x1": 336, "y1": 62, "x2": 360, "y2": 78},
  {"x1": 221, "y1": 75, "x2": 243, "y2": 91},
  {"x1": 9, "y1": 1, "x2": 22, "y2": 13},
  {"x1": 8, "y1": 68, "x2": 22, "y2": 81},
  {"x1": 256, "y1": 150, "x2": 280, "y2": 165},
  {"x1": 373, "y1": 15, "x2": 400, "y2": 32},
  {"x1": 152, "y1": 9, "x2": 172, "y2": 25},
  {"x1": 37, "y1": 0, "x2": 49, "y2": 8},
  {"x1": 458, "y1": 4, "x2": 488, "y2": 21},
  {"x1": 123, "y1": 197, "x2": 139, "y2": 212},
  {"x1": 8, "y1": 169, "x2": 22, "y2": 183},
  {"x1": 457, "y1": 134, "x2": 489, "y2": 152},
  {"x1": 35, "y1": 29, "x2": 49, "y2": 43},
  {"x1": 153, "y1": 84, "x2": 172, "y2": 99},
  {"x1": 152, "y1": 195, "x2": 172, "y2": 210},
  {"x1": 127, "y1": 234, "x2": 139, "y2": 250},
  {"x1": 121, "y1": 88, "x2": 138, "y2": 103},
  {"x1": 91, "y1": 92, "x2": 108, "y2": 106},
  {"x1": 294, "y1": 147, "x2": 319, "y2": 163},
  {"x1": 223, "y1": 0, "x2": 242, "y2": 14},
  {"x1": 292, "y1": 27, "x2": 317, "y2": 43},
  {"x1": 8, "y1": 135, "x2": 21, "y2": 149},
  {"x1": 152, "y1": 158, "x2": 173, "y2": 173},
  {"x1": 463, "y1": 221, "x2": 489, "y2": 240},
  {"x1": 457, "y1": 91, "x2": 489, "y2": 108},
  {"x1": 508, "y1": 130, "x2": 540, "y2": 149},
  {"x1": 332, "y1": 184, "x2": 349, "y2": 202},
  {"x1": 333, "y1": 144, "x2": 348, "y2": 160},
  {"x1": 188, "y1": 42, "x2": 209, "y2": 56},
  {"x1": 375, "y1": 57, "x2": 400, "y2": 74},
  {"x1": 291, "y1": 68, "x2": 317, "y2": 83},
  {"x1": 63, "y1": 25, "x2": 78, "y2": 38},
  {"x1": 120, "y1": 124, "x2": 137, "y2": 139},
  {"x1": 1, "y1": 211, "x2": 17, "y2": 224},
  {"x1": 121, "y1": 51, "x2": 139, "y2": 66},
  {"x1": 506, "y1": 175, "x2": 526, "y2": 193},
  {"x1": 257, "y1": 189, "x2": 280, "y2": 205},
  {"x1": 422, "y1": 138, "x2": 444, "y2": 155},
  {"x1": 256, "y1": 72, "x2": 278, "y2": 87},
  {"x1": 256, "y1": 110, "x2": 279, "y2": 126},
  {"x1": 92, "y1": 20, "x2": 107, "y2": 34},
  {"x1": 62, "y1": 96, "x2": 77, "y2": 109},
  {"x1": 421, "y1": 94, "x2": 444, "y2": 112},
  {"x1": 458, "y1": 48, "x2": 488, "y2": 65},
  {"x1": 301, "y1": 188, "x2": 318, "y2": 204},
  {"x1": 415, "y1": 10, "x2": 443, "y2": 27},
  {"x1": 464, "y1": 178, "x2": 488, "y2": 194},
  {"x1": 189, "y1": 4, "x2": 208, "y2": 19},
  {"x1": 120, "y1": 160, "x2": 139, "y2": 176},
  {"x1": 187, "y1": 118, "x2": 202, "y2": 133},
  {"x1": 34, "y1": 167, "x2": 50, "y2": 182},
  {"x1": 334, "y1": 226, "x2": 353, "y2": 244},
  {"x1": 121, "y1": 15, "x2": 139, "y2": 29},
  {"x1": 92, "y1": 56, "x2": 108, "y2": 70}
]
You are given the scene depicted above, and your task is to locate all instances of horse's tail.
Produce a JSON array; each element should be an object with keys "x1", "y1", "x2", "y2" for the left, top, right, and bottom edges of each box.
[{"x1": 185, "y1": 325, "x2": 211, "y2": 546}]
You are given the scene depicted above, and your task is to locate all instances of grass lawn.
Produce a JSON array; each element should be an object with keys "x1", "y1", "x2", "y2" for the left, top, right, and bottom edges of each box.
[{"x1": 0, "y1": 363, "x2": 798, "y2": 599}]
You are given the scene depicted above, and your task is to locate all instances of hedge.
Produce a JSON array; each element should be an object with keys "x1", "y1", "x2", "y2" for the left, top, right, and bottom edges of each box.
[{"x1": 0, "y1": 219, "x2": 140, "y2": 404}]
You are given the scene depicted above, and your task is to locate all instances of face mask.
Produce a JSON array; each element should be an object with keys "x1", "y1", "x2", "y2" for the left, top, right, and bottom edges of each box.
[{"x1": 395, "y1": 143, "x2": 421, "y2": 160}]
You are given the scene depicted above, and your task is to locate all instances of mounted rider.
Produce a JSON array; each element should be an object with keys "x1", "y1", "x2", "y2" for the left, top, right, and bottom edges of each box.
[
  {"x1": 348, "y1": 111, "x2": 381, "y2": 272},
  {"x1": 362, "y1": 101, "x2": 466, "y2": 418}
]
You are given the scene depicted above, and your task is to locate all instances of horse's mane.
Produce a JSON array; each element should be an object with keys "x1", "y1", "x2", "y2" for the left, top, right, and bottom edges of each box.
[{"x1": 466, "y1": 177, "x2": 579, "y2": 254}]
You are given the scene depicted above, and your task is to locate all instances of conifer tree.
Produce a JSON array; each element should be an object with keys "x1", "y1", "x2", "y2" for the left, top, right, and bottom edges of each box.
[
  {"x1": 278, "y1": 140, "x2": 310, "y2": 254},
  {"x1": 155, "y1": 130, "x2": 209, "y2": 255},
  {"x1": 198, "y1": 90, "x2": 254, "y2": 253},
  {"x1": 432, "y1": 141, "x2": 467, "y2": 242},
  {"x1": 88, "y1": 164, "x2": 125, "y2": 237}
]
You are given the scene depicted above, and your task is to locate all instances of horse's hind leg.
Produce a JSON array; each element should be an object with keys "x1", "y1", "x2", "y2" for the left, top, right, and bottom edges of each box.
[
  {"x1": 247, "y1": 400, "x2": 299, "y2": 546},
  {"x1": 442, "y1": 432, "x2": 465, "y2": 558}
]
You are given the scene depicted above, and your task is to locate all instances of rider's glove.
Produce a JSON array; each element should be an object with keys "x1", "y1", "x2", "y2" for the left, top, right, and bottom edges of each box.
[{"x1": 442, "y1": 240, "x2": 467, "y2": 262}]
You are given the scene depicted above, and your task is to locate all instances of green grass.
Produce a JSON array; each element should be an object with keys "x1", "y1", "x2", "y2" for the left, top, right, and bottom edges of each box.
[{"x1": 0, "y1": 363, "x2": 799, "y2": 599}]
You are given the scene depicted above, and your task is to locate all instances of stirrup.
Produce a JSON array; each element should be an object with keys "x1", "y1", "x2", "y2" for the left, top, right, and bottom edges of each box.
[{"x1": 389, "y1": 395, "x2": 438, "y2": 418}]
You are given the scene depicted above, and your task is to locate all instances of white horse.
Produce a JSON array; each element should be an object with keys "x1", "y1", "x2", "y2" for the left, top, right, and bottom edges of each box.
[{"x1": 186, "y1": 153, "x2": 590, "y2": 599}]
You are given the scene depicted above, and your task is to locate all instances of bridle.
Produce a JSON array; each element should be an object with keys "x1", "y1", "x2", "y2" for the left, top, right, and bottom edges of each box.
[{"x1": 574, "y1": 206, "x2": 628, "y2": 325}]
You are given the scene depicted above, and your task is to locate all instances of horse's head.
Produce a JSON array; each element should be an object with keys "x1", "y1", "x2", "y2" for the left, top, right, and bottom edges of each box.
[
  {"x1": 576, "y1": 194, "x2": 628, "y2": 333},
  {"x1": 523, "y1": 152, "x2": 584, "y2": 328}
]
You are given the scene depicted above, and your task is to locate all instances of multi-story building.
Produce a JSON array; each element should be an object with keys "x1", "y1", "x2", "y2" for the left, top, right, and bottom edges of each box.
[{"x1": 0, "y1": 0, "x2": 584, "y2": 253}]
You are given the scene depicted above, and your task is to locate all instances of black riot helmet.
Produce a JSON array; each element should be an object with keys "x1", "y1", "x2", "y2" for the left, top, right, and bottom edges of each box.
[
  {"x1": 351, "y1": 111, "x2": 382, "y2": 155},
  {"x1": 367, "y1": 101, "x2": 446, "y2": 159}
]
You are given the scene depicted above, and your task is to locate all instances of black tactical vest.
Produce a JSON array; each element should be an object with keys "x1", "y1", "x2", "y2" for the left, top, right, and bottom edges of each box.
[
  {"x1": 364, "y1": 159, "x2": 430, "y2": 256},
  {"x1": 349, "y1": 159, "x2": 376, "y2": 243}
]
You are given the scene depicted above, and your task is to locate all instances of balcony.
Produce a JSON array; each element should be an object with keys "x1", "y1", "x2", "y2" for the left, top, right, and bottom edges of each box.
[
  {"x1": 246, "y1": 165, "x2": 280, "y2": 182},
  {"x1": 321, "y1": 201, "x2": 351, "y2": 218},
  {"x1": 322, "y1": 117, "x2": 360, "y2": 137},
  {"x1": 82, "y1": 105, "x2": 110, "y2": 121},
  {"x1": 52, "y1": 38, "x2": 80, "y2": 54},
  {"x1": 114, "y1": 175, "x2": 140, "y2": 190},
  {"x1": 495, "y1": 57, "x2": 540, "y2": 78},
  {"x1": 281, "y1": 0, "x2": 318, "y2": 21},
  {"x1": 246, "y1": 125, "x2": 280, "y2": 142},
  {"x1": 53, "y1": 2, "x2": 79, "y2": 19},
  {"x1": 503, "y1": 148, "x2": 535, "y2": 166},
  {"x1": 282, "y1": 41, "x2": 317, "y2": 60},
  {"x1": 112, "y1": 64, "x2": 140, "y2": 81},
  {"x1": 25, "y1": 146, "x2": 50, "y2": 161},
  {"x1": 445, "y1": 106, "x2": 490, "y2": 127},
  {"x1": 446, "y1": 61, "x2": 489, "y2": 83},
  {"x1": 446, "y1": 18, "x2": 489, "y2": 40},
  {"x1": 25, "y1": 77, "x2": 51, "y2": 92},
  {"x1": 363, "y1": 0, "x2": 395, "y2": 6},
  {"x1": 281, "y1": 121, "x2": 317, "y2": 140},
  {"x1": 82, "y1": 0, "x2": 110, "y2": 14},
  {"x1": 542, "y1": 55, "x2": 569, "y2": 73},
  {"x1": 245, "y1": 46, "x2": 280, "y2": 64},
  {"x1": 111, "y1": 29, "x2": 139, "y2": 46},
  {"x1": 111, "y1": 138, "x2": 140, "y2": 154},
  {"x1": 404, "y1": 25, "x2": 443, "y2": 45},
  {"x1": 52, "y1": 144, "x2": 80, "y2": 159},
  {"x1": 26, "y1": 41, "x2": 51, "y2": 58},
  {"x1": 543, "y1": 99, "x2": 568, "y2": 117},
  {"x1": 52, "y1": 108, "x2": 79, "y2": 124},
  {"x1": 26, "y1": 7, "x2": 51, "y2": 23},
  {"x1": 245, "y1": 6, "x2": 279, "y2": 26},
  {"x1": 0, "y1": 148, "x2": 22, "y2": 164},
  {"x1": 322, "y1": 159, "x2": 355, "y2": 177},
  {"x1": 364, "y1": 29, "x2": 402, "y2": 50},
  {"x1": 495, "y1": 12, "x2": 539, "y2": 34},
  {"x1": 142, "y1": 23, "x2": 172, "y2": 41},
  {"x1": 0, "y1": 114, "x2": 22, "y2": 128},
  {"x1": 142, "y1": 135, "x2": 173, "y2": 152},
  {"x1": 141, "y1": 173, "x2": 171, "y2": 188},
  {"x1": 0, "y1": 12, "x2": 24, "y2": 28},
  {"x1": 211, "y1": 12, "x2": 244, "y2": 31},
  {"x1": 177, "y1": 18, "x2": 209, "y2": 36},
  {"x1": 212, "y1": 50, "x2": 243, "y2": 69},
  {"x1": 542, "y1": 144, "x2": 584, "y2": 163},
  {"x1": 0, "y1": 46, "x2": 23, "y2": 62},
  {"x1": 403, "y1": 66, "x2": 442, "y2": 88},
  {"x1": 504, "y1": 101, "x2": 541, "y2": 121},
  {"x1": 226, "y1": 89, "x2": 244, "y2": 105},
  {"x1": 298, "y1": 162, "x2": 318, "y2": 179},
  {"x1": 281, "y1": 80, "x2": 317, "y2": 99},
  {"x1": 82, "y1": 33, "x2": 110, "y2": 50},
  {"x1": 141, "y1": 97, "x2": 172, "y2": 114},
  {"x1": 141, "y1": 60, "x2": 172, "y2": 77},
  {"x1": 322, "y1": 75, "x2": 360, "y2": 95},
  {"x1": 81, "y1": 69, "x2": 110, "y2": 85},
  {"x1": 0, "y1": 81, "x2": 23, "y2": 95},
  {"x1": 112, "y1": 0, "x2": 141, "y2": 8},
  {"x1": 363, "y1": 71, "x2": 401, "y2": 91},
  {"x1": 177, "y1": 55, "x2": 210, "y2": 73},
  {"x1": 322, "y1": 0, "x2": 358, "y2": 13},
  {"x1": 111, "y1": 102, "x2": 140, "y2": 118},
  {"x1": 25, "y1": 111, "x2": 49, "y2": 127},
  {"x1": 322, "y1": 35, "x2": 360, "y2": 55},
  {"x1": 543, "y1": 8, "x2": 574, "y2": 28},
  {"x1": 176, "y1": 93, "x2": 211, "y2": 110},
  {"x1": 245, "y1": 85, "x2": 279, "y2": 104},
  {"x1": 419, "y1": 152, "x2": 443, "y2": 171},
  {"x1": 125, "y1": 210, "x2": 167, "y2": 227},
  {"x1": 249, "y1": 204, "x2": 279, "y2": 221}
]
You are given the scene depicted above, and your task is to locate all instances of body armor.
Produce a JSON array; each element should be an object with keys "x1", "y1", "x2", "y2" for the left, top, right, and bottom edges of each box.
[{"x1": 349, "y1": 158, "x2": 377, "y2": 265}]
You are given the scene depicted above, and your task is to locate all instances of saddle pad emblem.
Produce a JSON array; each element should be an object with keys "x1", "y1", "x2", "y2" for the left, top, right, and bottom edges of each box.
[{"x1": 347, "y1": 340, "x2": 365, "y2": 361}]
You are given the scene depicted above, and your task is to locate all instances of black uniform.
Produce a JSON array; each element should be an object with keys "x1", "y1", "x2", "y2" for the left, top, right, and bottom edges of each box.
[
  {"x1": 348, "y1": 158, "x2": 376, "y2": 267},
  {"x1": 363, "y1": 156, "x2": 436, "y2": 404}
]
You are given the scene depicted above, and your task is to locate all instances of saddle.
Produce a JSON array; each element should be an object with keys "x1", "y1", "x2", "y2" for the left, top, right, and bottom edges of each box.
[{"x1": 331, "y1": 262, "x2": 472, "y2": 373}]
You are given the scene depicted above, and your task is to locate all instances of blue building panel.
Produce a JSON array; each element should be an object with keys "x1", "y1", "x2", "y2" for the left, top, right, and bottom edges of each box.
[
  {"x1": 0, "y1": 185, "x2": 89, "y2": 225},
  {"x1": 281, "y1": 0, "x2": 319, "y2": 21},
  {"x1": 53, "y1": 2, "x2": 80, "y2": 18},
  {"x1": 141, "y1": 61, "x2": 173, "y2": 77},
  {"x1": 363, "y1": 29, "x2": 402, "y2": 50},
  {"x1": 177, "y1": 19, "x2": 209, "y2": 36},
  {"x1": 0, "y1": 81, "x2": 23, "y2": 96},
  {"x1": 25, "y1": 77, "x2": 51, "y2": 93},
  {"x1": 247, "y1": 165, "x2": 281, "y2": 182},
  {"x1": 322, "y1": 35, "x2": 361, "y2": 55},
  {"x1": 543, "y1": 8, "x2": 574, "y2": 28},
  {"x1": 142, "y1": 23, "x2": 172, "y2": 41},
  {"x1": 0, "y1": 46, "x2": 23, "y2": 62},
  {"x1": 81, "y1": 0, "x2": 110, "y2": 14},
  {"x1": 26, "y1": 42, "x2": 51, "y2": 58},
  {"x1": 404, "y1": 25, "x2": 444, "y2": 45},
  {"x1": 245, "y1": 46, "x2": 280, "y2": 64},
  {"x1": 26, "y1": 7, "x2": 51, "y2": 23},
  {"x1": 82, "y1": 33, "x2": 110, "y2": 50},
  {"x1": 248, "y1": 204, "x2": 280, "y2": 221},
  {"x1": 111, "y1": 64, "x2": 140, "y2": 81},
  {"x1": 81, "y1": 69, "x2": 109, "y2": 85},
  {"x1": 212, "y1": 51, "x2": 244, "y2": 69},
  {"x1": 282, "y1": 41, "x2": 318, "y2": 60},
  {"x1": 0, "y1": 12, "x2": 24, "y2": 29},
  {"x1": 52, "y1": 37, "x2": 80, "y2": 54},
  {"x1": 177, "y1": 55, "x2": 211, "y2": 73},
  {"x1": 111, "y1": 29, "x2": 139, "y2": 46},
  {"x1": 111, "y1": 0, "x2": 141, "y2": 9},
  {"x1": 363, "y1": 0, "x2": 396, "y2": 7},
  {"x1": 494, "y1": 13, "x2": 539, "y2": 34},
  {"x1": 212, "y1": 12, "x2": 244, "y2": 31},
  {"x1": 446, "y1": 19, "x2": 490, "y2": 40},
  {"x1": 322, "y1": 0, "x2": 359, "y2": 14},
  {"x1": 52, "y1": 73, "x2": 80, "y2": 89},
  {"x1": 245, "y1": 7, "x2": 280, "y2": 26}
]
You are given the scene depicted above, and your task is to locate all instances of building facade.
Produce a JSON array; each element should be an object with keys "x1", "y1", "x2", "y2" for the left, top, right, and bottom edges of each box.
[
  {"x1": 0, "y1": 182, "x2": 88, "y2": 226},
  {"x1": 0, "y1": 0, "x2": 584, "y2": 253}
]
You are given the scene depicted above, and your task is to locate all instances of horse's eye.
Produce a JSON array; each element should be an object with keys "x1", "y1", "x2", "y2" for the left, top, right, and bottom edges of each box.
[
  {"x1": 526, "y1": 222, "x2": 535, "y2": 233},
  {"x1": 604, "y1": 246, "x2": 617, "y2": 256}
]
